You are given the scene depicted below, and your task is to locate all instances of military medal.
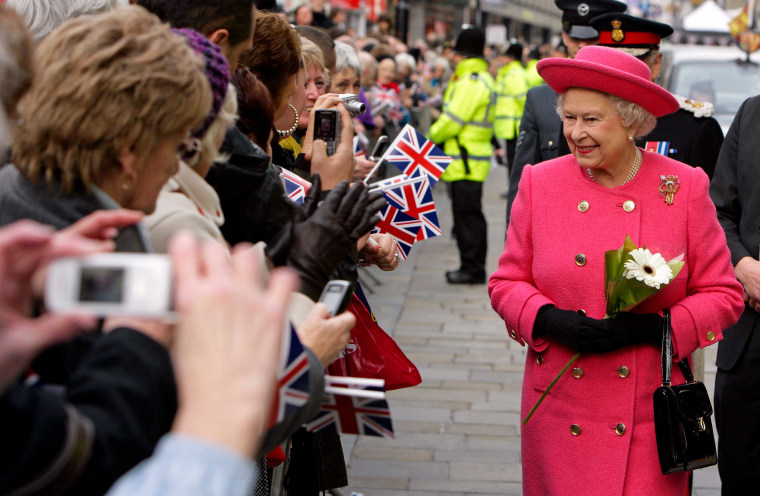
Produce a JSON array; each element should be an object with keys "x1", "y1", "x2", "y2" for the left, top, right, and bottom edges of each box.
[{"x1": 659, "y1": 175, "x2": 680, "y2": 205}]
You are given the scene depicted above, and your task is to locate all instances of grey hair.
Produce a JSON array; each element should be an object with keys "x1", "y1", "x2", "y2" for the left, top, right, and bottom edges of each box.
[
  {"x1": 395, "y1": 52, "x2": 416, "y2": 73},
  {"x1": 556, "y1": 91, "x2": 657, "y2": 137},
  {"x1": 6, "y1": 0, "x2": 127, "y2": 42},
  {"x1": 432, "y1": 56, "x2": 451, "y2": 78},
  {"x1": 358, "y1": 50, "x2": 377, "y2": 80},
  {"x1": 614, "y1": 46, "x2": 660, "y2": 67},
  {"x1": 334, "y1": 40, "x2": 362, "y2": 77},
  {"x1": 187, "y1": 84, "x2": 237, "y2": 169}
]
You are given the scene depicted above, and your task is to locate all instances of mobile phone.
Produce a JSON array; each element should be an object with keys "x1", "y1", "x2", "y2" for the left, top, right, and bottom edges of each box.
[
  {"x1": 369, "y1": 136, "x2": 389, "y2": 161},
  {"x1": 45, "y1": 253, "x2": 174, "y2": 320},
  {"x1": 318, "y1": 280, "x2": 353, "y2": 316},
  {"x1": 313, "y1": 108, "x2": 340, "y2": 156}
]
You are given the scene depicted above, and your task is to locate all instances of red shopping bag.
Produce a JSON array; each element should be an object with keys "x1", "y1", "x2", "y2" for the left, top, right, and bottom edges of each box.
[{"x1": 327, "y1": 283, "x2": 421, "y2": 390}]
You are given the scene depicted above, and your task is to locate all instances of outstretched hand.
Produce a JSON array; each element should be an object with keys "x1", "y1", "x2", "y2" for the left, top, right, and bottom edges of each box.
[
  {"x1": 268, "y1": 178, "x2": 386, "y2": 300},
  {"x1": 170, "y1": 233, "x2": 298, "y2": 457}
]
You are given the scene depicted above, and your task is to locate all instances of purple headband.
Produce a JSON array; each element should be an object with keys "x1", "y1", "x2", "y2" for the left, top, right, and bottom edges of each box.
[{"x1": 171, "y1": 28, "x2": 230, "y2": 139}]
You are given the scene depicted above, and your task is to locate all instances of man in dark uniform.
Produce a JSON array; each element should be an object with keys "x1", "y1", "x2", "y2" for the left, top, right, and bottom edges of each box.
[
  {"x1": 711, "y1": 95, "x2": 760, "y2": 496},
  {"x1": 590, "y1": 13, "x2": 724, "y2": 179},
  {"x1": 506, "y1": 0, "x2": 627, "y2": 225}
]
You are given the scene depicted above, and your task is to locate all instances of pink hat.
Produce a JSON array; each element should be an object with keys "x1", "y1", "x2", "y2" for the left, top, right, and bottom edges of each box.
[{"x1": 537, "y1": 45, "x2": 678, "y2": 117}]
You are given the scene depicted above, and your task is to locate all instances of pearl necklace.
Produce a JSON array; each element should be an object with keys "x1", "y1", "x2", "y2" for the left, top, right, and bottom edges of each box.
[
  {"x1": 275, "y1": 104, "x2": 299, "y2": 137},
  {"x1": 587, "y1": 148, "x2": 642, "y2": 185}
]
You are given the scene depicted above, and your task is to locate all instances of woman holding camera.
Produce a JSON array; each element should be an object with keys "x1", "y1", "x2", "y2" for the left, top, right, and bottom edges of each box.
[{"x1": 0, "y1": 7, "x2": 208, "y2": 494}]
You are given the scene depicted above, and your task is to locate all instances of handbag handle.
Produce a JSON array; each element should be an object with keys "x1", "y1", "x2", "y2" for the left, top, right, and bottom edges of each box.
[{"x1": 660, "y1": 310, "x2": 695, "y2": 386}]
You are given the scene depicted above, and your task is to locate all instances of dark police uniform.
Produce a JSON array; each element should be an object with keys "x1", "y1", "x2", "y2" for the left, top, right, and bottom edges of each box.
[{"x1": 590, "y1": 13, "x2": 724, "y2": 180}]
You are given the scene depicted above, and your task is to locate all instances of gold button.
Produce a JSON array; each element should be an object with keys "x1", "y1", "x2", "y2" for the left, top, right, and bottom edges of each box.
[
  {"x1": 536, "y1": 353, "x2": 544, "y2": 366},
  {"x1": 623, "y1": 200, "x2": 635, "y2": 212},
  {"x1": 615, "y1": 423, "x2": 626, "y2": 436},
  {"x1": 578, "y1": 200, "x2": 589, "y2": 213},
  {"x1": 707, "y1": 331, "x2": 716, "y2": 341},
  {"x1": 572, "y1": 367, "x2": 584, "y2": 379},
  {"x1": 575, "y1": 253, "x2": 586, "y2": 266},
  {"x1": 618, "y1": 366, "x2": 630, "y2": 378},
  {"x1": 548, "y1": 140, "x2": 554, "y2": 147},
  {"x1": 570, "y1": 424, "x2": 582, "y2": 436},
  {"x1": 577, "y1": 309, "x2": 587, "y2": 316}
]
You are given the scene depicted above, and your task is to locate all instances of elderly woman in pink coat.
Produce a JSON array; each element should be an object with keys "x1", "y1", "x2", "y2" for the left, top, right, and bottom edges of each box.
[{"x1": 489, "y1": 46, "x2": 744, "y2": 495}]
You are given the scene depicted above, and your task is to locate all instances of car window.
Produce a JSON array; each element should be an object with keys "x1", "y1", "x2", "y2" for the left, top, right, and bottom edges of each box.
[{"x1": 670, "y1": 61, "x2": 760, "y2": 115}]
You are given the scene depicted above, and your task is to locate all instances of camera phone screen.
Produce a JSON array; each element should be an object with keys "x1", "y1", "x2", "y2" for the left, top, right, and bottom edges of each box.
[
  {"x1": 314, "y1": 111, "x2": 337, "y2": 140},
  {"x1": 79, "y1": 267, "x2": 125, "y2": 303}
]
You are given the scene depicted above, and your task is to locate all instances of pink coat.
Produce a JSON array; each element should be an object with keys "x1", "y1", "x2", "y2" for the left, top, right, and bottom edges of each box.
[{"x1": 489, "y1": 151, "x2": 743, "y2": 495}]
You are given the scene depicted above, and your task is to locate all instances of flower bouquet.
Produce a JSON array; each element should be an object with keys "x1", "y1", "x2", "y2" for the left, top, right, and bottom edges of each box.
[{"x1": 523, "y1": 235, "x2": 684, "y2": 424}]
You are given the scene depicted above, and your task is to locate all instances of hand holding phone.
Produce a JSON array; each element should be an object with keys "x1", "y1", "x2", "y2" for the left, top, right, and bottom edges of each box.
[
  {"x1": 313, "y1": 108, "x2": 340, "y2": 156},
  {"x1": 318, "y1": 280, "x2": 353, "y2": 316},
  {"x1": 45, "y1": 253, "x2": 174, "y2": 320},
  {"x1": 369, "y1": 136, "x2": 389, "y2": 162}
]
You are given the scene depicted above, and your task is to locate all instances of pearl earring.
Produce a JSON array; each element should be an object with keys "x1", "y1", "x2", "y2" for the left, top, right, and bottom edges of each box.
[{"x1": 627, "y1": 135, "x2": 634, "y2": 142}]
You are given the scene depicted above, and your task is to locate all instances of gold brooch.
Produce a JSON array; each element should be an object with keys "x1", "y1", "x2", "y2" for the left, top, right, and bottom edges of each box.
[{"x1": 659, "y1": 175, "x2": 680, "y2": 205}]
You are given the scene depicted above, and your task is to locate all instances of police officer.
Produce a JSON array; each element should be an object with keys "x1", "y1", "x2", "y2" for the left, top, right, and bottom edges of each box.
[
  {"x1": 494, "y1": 43, "x2": 528, "y2": 172},
  {"x1": 429, "y1": 26, "x2": 495, "y2": 284},
  {"x1": 590, "y1": 13, "x2": 724, "y2": 179},
  {"x1": 506, "y1": 0, "x2": 627, "y2": 225}
]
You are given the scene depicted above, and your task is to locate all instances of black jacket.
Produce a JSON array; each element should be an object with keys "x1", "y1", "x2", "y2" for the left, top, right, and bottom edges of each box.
[
  {"x1": 0, "y1": 328, "x2": 176, "y2": 496},
  {"x1": 710, "y1": 96, "x2": 760, "y2": 371},
  {"x1": 206, "y1": 127, "x2": 291, "y2": 246},
  {"x1": 0, "y1": 167, "x2": 177, "y2": 495}
]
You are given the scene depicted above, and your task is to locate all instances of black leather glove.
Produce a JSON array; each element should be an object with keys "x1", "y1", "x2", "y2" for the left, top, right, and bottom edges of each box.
[
  {"x1": 533, "y1": 305, "x2": 663, "y2": 353},
  {"x1": 265, "y1": 174, "x2": 322, "y2": 268},
  {"x1": 266, "y1": 176, "x2": 387, "y2": 300}
]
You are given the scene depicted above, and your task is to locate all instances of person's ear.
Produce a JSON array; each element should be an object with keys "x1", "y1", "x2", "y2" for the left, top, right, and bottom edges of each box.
[
  {"x1": 650, "y1": 52, "x2": 663, "y2": 83},
  {"x1": 118, "y1": 146, "x2": 137, "y2": 174},
  {"x1": 207, "y1": 29, "x2": 230, "y2": 49}
]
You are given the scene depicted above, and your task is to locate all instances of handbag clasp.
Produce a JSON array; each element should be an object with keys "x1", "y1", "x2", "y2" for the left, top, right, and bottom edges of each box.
[{"x1": 697, "y1": 417, "x2": 706, "y2": 431}]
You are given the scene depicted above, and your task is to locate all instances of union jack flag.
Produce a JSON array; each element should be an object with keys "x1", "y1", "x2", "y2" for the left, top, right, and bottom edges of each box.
[
  {"x1": 371, "y1": 205, "x2": 422, "y2": 259},
  {"x1": 304, "y1": 386, "x2": 395, "y2": 438},
  {"x1": 279, "y1": 167, "x2": 311, "y2": 206},
  {"x1": 380, "y1": 177, "x2": 441, "y2": 241},
  {"x1": 383, "y1": 124, "x2": 452, "y2": 185},
  {"x1": 644, "y1": 141, "x2": 673, "y2": 156},
  {"x1": 353, "y1": 135, "x2": 367, "y2": 157},
  {"x1": 370, "y1": 86, "x2": 405, "y2": 125},
  {"x1": 268, "y1": 323, "x2": 311, "y2": 427}
]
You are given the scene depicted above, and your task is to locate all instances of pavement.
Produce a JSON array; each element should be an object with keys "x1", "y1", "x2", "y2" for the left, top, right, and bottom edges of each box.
[{"x1": 338, "y1": 165, "x2": 723, "y2": 495}]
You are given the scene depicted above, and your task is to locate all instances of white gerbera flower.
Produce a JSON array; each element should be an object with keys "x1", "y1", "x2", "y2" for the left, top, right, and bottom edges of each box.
[{"x1": 623, "y1": 248, "x2": 673, "y2": 289}]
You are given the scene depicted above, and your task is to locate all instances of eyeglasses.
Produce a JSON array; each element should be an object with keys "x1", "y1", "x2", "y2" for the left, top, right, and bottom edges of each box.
[{"x1": 177, "y1": 137, "x2": 202, "y2": 163}]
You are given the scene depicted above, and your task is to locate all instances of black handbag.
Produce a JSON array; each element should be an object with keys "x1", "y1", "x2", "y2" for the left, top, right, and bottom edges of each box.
[{"x1": 653, "y1": 310, "x2": 717, "y2": 474}]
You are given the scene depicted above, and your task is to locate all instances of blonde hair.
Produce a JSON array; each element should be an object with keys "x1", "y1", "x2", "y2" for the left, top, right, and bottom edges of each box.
[
  {"x1": 300, "y1": 36, "x2": 330, "y2": 88},
  {"x1": 187, "y1": 84, "x2": 238, "y2": 169},
  {"x1": 13, "y1": 6, "x2": 211, "y2": 193}
]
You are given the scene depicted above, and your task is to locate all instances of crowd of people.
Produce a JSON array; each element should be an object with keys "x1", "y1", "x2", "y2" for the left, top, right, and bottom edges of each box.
[{"x1": 0, "y1": 0, "x2": 758, "y2": 495}]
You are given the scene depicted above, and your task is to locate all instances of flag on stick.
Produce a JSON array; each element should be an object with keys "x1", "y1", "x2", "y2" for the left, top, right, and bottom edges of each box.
[
  {"x1": 268, "y1": 323, "x2": 311, "y2": 427},
  {"x1": 383, "y1": 124, "x2": 452, "y2": 185},
  {"x1": 279, "y1": 167, "x2": 311, "y2": 205},
  {"x1": 305, "y1": 384, "x2": 394, "y2": 438}
]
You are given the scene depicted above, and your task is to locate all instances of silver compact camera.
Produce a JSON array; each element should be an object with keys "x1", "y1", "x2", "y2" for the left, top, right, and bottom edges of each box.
[{"x1": 338, "y1": 94, "x2": 367, "y2": 117}]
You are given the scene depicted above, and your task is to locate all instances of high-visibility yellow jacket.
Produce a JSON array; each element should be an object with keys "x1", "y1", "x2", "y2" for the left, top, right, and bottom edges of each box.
[
  {"x1": 524, "y1": 59, "x2": 544, "y2": 88},
  {"x1": 429, "y1": 57, "x2": 495, "y2": 183},
  {"x1": 494, "y1": 60, "x2": 528, "y2": 140}
]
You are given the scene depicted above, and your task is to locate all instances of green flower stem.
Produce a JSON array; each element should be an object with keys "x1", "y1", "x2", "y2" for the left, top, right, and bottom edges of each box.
[{"x1": 522, "y1": 352, "x2": 581, "y2": 425}]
